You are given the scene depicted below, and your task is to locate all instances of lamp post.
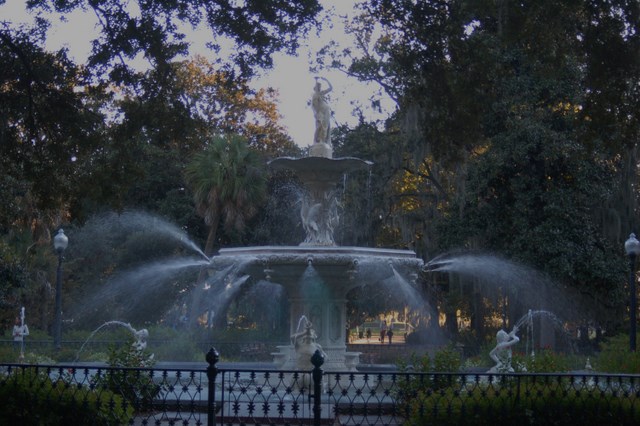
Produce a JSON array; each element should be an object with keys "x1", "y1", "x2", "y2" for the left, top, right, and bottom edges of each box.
[
  {"x1": 53, "y1": 229, "x2": 68, "y2": 350},
  {"x1": 624, "y1": 233, "x2": 640, "y2": 352}
]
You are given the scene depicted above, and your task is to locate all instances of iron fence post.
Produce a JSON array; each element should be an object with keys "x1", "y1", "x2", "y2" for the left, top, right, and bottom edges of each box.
[
  {"x1": 206, "y1": 347, "x2": 220, "y2": 426},
  {"x1": 311, "y1": 349, "x2": 325, "y2": 426}
]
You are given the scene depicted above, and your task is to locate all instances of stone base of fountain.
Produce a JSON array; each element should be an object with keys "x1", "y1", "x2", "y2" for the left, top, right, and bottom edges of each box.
[{"x1": 271, "y1": 345, "x2": 361, "y2": 372}]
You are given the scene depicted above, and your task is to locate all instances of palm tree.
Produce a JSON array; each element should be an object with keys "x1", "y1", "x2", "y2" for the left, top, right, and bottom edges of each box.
[{"x1": 185, "y1": 134, "x2": 267, "y2": 257}]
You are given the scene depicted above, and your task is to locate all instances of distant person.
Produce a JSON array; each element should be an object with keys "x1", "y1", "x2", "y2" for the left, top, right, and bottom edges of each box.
[
  {"x1": 12, "y1": 317, "x2": 29, "y2": 353},
  {"x1": 387, "y1": 328, "x2": 394, "y2": 344},
  {"x1": 366, "y1": 328, "x2": 371, "y2": 342},
  {"x1": 380, "y1": 320, "x2": 387, "y2": 343}
]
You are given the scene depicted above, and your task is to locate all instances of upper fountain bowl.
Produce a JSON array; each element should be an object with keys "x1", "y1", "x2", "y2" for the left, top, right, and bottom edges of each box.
[{"x1": 269, "y1": 156, "x2": 372, "y2": 184}]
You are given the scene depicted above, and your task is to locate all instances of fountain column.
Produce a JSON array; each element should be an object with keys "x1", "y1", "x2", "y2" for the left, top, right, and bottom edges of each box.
[{"x1": 261, "y1": 255, "x2": 362, "y2": 371}]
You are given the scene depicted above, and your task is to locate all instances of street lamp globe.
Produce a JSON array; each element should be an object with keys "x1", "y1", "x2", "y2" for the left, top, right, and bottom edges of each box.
[{"x1": 53, "y1": 229, "x2": 69, "y2": 255}]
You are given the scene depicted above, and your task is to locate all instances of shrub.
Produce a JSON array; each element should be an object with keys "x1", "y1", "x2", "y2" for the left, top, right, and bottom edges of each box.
[
  {"x1": 0, "y1": 366, "x2": 132, "y2": 425},
  {"x1": 396, "y1": 345, "x2": 463, "y2": 413},
  {"x1": 406, "y1": 380, "x2": 640, "y2": 425},
  {"x1": 508, "y1": 348, "x2": 571, "y2": 373},
  {"x1": 92, "y1": 339, "x2": 162, "y2": 411},
  {"x1": 594, "y1": 333, "x2": 640, "y2": 373},
  {"x1": 433, "y1": 345, "x2": 462, "y2": 373},
  {"x1": 398, "y1": 345, "x2": 462, "y2": 374}
]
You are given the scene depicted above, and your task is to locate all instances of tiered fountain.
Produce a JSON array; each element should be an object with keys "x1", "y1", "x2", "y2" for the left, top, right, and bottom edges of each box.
[{"x1": 209, "y1": 79, "x2": 424, "y2": 371}]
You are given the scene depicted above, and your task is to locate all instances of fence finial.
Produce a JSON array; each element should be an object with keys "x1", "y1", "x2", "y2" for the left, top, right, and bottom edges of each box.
[
  {"x1": 206, "y1": 347, "x2": 220, "y2": 366},
  {"x1": 311, "y1": 349, "x2": 325, "y2": 368}
]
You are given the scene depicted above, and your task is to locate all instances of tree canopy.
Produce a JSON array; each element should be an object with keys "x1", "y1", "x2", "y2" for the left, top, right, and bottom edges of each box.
[
  {"x1": 25, "y1": 0, "x2": 322, "y2": 80},
  {"x1": 322, "y1": 0, "x2": 640, "y2": 342},
  {"x1": 2, "y1": 0, "x2": 640, "y2": 349},
  {"x1": 0, "y1": 0, "x2": 318, "y2": 331}
]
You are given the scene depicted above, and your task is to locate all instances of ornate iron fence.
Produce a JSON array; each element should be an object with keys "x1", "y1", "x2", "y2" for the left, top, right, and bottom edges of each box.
[{"x1": 1, "y1": 348, "x2": 639, "y2": 425}]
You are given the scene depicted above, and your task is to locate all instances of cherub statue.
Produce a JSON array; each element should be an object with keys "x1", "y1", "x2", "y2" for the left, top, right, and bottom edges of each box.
[
  {"x1": 132, "y1": 328, "x2": 149, "y2": 352},
  {"x1": 291, "y1": 317, "x2": 326, "y2": 363},
  {"x1": 488, "y1": 326, "x2": 519, "y2": 373}
]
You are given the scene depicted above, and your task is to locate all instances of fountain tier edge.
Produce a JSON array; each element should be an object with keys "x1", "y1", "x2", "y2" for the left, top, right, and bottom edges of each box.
[{"x1": 210, "y1": 246, "x2": 423, "y2": 371}]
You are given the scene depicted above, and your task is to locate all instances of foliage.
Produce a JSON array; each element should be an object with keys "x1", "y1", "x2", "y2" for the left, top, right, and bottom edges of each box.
[
  {"x1": 104, "y1": 339, "x2": 156, "y2": 369},
  {"x1": 0, "y1": 24, "x2": 107, "y2": 228},
  {"x1": 321, "y1": 0, "x2": 640, "y2": 344},
  {"x1": 397, "y1": 346, "x2": 462, "y2": 395},
  {"x1": 92, "y1": 339, "x2": 161, "y2": 411},
  {"x1": 0, "y1": 367, "x2": 132, "y2": 425},
  {"x1": 0, "y1": 240, "x2": 28, "y2": 324},
  {"x1": 432, "y1": 346, "x2": 463, "y2": 373},
  {"x1": 0, "y1": 1, "x2": 315, "y2": 336},
  {"x1": 27, "y1": 0, "x2": 321, "y2": 81},
  {"x1": 405, "y1": 381, "x2": 640, "y2": 426},
  {"x1": 185, "y1": 134, "x2": 268, "y2": 255},
  {"x1": 21, "y1": 352, "x2": 57, "y2": 365},
  {"x1": 593, "y1": 333, "x2": 640, "y2": 374},
  {"x1": 512, "y1": 348, "x2": 571, "y2": 373},
  {"x1": 399, "y1": 347, "x2": 461, "y2": 374}
]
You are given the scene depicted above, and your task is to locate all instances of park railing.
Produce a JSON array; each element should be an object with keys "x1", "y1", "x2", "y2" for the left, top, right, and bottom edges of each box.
[{"x1": 1, "y1": 348, "x2": 640, "y2": 425}]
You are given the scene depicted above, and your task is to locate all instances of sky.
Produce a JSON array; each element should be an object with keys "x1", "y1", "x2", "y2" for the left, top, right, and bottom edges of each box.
[{"x1": 1, "y1": 0, "x2": 392, "y2": 148}]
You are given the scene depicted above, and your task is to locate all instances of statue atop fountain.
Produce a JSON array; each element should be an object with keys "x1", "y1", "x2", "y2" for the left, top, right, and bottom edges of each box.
[
  {"x1": 488, "y1": 326, "x2": 520, "y2": 373},
  {"x1": 310, "y1": 77, "x2": 333, "y2": 158}
]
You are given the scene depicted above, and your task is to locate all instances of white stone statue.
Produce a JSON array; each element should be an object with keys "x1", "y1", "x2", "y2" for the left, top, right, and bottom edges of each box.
[
  {"x1": 488, "y1": 326, "x2": 519, "y2": 373},
  {"x1": 311, "y1": 77, "x2": 333, "y2": 147},
  {"x1": 132, "y1": 328, "x2": 149, "y2": 352},
  {"x1": 291, "y1": 317, "x2": 326, "y2": 368}
]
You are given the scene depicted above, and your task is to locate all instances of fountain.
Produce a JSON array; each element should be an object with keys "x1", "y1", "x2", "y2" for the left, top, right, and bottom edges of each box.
[
  {"x1": 63, "y1": 82, "x2": 580, "y2": 373},
  {"x1": 74, "y1": 321, "x2": 152, "y2": 364},
  {"x1": 426, "y1": 252, "x2": 578, "y2": 352},
  {"x1": 205, "y1": 79, "x2": 424, "y2": 371}
]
